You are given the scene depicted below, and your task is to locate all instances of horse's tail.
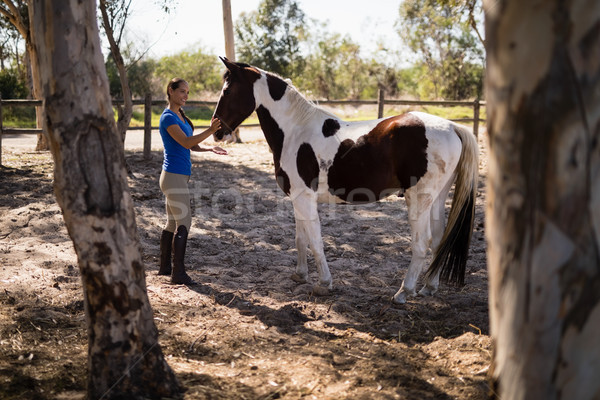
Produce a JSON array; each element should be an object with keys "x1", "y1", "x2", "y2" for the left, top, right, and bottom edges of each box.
[{"x1": 425, "y1": 123, "x2": 479, "y2": 286}]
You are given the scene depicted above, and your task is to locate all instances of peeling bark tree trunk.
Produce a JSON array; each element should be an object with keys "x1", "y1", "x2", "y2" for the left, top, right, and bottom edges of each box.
[
  {"x1": 28, "y1": 1, "x2": 181, "y2": 398},
  {"x1": 485, "y1": 1, "x2": 600, "y2": 399},
  {"x1": 25, "y1": 40, "x2": 48, "y2": 152}
]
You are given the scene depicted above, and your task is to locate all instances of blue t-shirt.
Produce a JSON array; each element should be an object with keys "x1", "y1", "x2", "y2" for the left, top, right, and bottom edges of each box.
[{"x1": 159, "y1": 109, "x2": 193, "y2": 175}]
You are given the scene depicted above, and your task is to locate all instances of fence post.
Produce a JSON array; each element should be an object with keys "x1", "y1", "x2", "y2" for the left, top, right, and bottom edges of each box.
[
  {"x1": 144, "y1": 93, "x2": 152, "y2": 160},
  {"x1": 473, "y1": 97, "x2": 480, "y2": 138},
  {"x1": 377, "y1": 89, "x2": 385, "y2": 119},
  {"x1": 0, "y1": 94, "x2": 3, "y2": 167}
]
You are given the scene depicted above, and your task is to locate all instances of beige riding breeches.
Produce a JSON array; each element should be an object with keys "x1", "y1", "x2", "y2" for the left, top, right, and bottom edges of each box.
[{"x1": 159, "y1": 170, "x2": 192, "y2": 232}]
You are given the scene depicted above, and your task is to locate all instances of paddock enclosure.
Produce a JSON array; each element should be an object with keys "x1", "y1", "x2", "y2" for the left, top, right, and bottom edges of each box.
[{"x1": 0, "y1": 128, "x2": 490, "y2": 399}]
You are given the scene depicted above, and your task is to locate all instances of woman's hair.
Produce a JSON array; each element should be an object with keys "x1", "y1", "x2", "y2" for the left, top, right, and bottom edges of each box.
[{"x1": 167, "y1": 77, "x2": 194, "y2": 130}]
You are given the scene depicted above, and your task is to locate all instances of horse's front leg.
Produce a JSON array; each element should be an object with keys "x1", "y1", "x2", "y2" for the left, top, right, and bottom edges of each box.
[
  {"x1": 291, "y1": 222, "x2": 309, "y2": 284},
  {"x1": 291, "y1": 192, "x2": 332, "y2": 294}
]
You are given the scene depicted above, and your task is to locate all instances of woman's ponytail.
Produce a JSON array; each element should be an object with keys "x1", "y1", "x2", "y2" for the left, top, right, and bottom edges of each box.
[{"x1": 179, "y1": 108, "x2": 194, "y2": 131}]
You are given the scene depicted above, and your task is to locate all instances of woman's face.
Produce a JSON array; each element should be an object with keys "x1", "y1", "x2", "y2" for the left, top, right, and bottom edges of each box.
[{"x1": 169, "y1": 82, "x2": 189, "y2": 106}]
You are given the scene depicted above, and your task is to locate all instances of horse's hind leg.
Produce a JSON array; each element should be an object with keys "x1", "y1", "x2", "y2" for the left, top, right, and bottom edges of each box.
[
  {"x1": 419, "y1": 179, "x2": 453, "y2": 297},
  {"x1": 393, "y1": 189, "x2": 432, "y2": 304},
  {"x1": 292, "y1": 193, "x2": 332, "y2": 293}
]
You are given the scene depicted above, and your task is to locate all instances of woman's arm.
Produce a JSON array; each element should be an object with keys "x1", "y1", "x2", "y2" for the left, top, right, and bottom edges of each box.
[
  {"x1": 166, "y1": 118, "x2": 221, "y2": 149},
  {"x1": 191, "y1": 145, "x2": 228, "y2": 155}
]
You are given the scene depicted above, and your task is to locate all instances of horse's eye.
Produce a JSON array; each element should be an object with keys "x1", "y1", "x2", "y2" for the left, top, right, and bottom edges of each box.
[{"x1": 223, "y1": 88, "x2": 230, "y2": 96}]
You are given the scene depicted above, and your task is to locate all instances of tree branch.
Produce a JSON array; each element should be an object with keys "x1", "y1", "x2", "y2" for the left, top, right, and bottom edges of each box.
[
  {"x1": 99, "y1": 0, "x2": 133, "y2": 141},
  {"x1": 0, "y1": 0, "x2": 28, "y2": 38}
]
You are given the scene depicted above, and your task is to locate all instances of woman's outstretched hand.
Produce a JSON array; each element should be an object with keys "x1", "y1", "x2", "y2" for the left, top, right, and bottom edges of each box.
[{"x1": 211, "y1": 146, "x2": 228, "y2": 155}]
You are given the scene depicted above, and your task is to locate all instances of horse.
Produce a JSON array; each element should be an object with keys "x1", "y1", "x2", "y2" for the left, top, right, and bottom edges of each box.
[{"x1": 212, "y1": 57, "x2": 479, "y2": 304}]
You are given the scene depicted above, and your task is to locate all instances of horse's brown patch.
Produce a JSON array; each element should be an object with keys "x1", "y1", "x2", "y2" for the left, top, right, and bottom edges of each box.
[
  {"x1": 276, "y1": 168, "x2": 291, "y2": 195},
  {"x1": 256, "y1": 105, "x2": 291, "y2": 195},
  {"x1": 256, "y1": 106, "x2": 284, "y2": 163},
  {"x1": 266, "y1": 74, "x2": 288, "y2": 101},
  {"x1": 297, "y1": 143, "x2": 319, "y2": 191},
  {"x1": 322, "y1": 119, "x2": 340, "y2": 137},
  {"x1": 327, "y1": 113, "x2": 428, "y2": 204}
]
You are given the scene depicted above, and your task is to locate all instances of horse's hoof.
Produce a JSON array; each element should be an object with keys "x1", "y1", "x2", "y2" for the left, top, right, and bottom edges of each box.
[
  {"x1": 311, "y1": 285, "x2": 330, "y2": 296},
  {"x1": 393, "y1": 288, "x2": 417, "y2": 304},
  {"x1": 418, "y1": 286, "x2": 437, "y2": 297},
  {"x1": 392, "y1": 291, "x2": 407, "y2": 304},
  {"x1": 291, "y1": 273, "x2": 308, "y2": 284}
]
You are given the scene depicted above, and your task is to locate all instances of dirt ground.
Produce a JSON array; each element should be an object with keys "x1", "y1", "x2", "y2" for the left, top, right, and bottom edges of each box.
[{"x1": 0, "y1": 127, "x2": 492, "y2": 399}]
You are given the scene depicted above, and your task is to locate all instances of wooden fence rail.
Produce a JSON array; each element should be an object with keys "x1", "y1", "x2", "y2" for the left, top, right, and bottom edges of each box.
[{"x1": 0, "y1": 92, "x2": 486, "y2": 166}]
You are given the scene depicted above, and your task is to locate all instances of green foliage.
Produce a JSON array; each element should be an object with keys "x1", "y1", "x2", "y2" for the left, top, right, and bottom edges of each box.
[
  {"x1": 0, "y1": 67, "x2": 33, "y2": 127},
  {"x1": 235, "y1": 0, "x2": 306, "y2": 78},
  {"x1": 396, "y1": 66, "x2": 422, "y2": 97},
  {"x1": 105, "y1": 56, "x2": 121, "y2": 98},
  {"x1": 0, "y1": 68, "x2": 28, "y2": 99},
  {"x1": 298, "y1": 33, "x2": 358, "y2": 99},
  {"x1": 182, "y1": 106, "x2": 214, "y2": 121},
  {"x1": 1, "y1": 13, "x2": 23, "y2": 71},
  {"x1": 295, "y1": 32, "x2": 392, "y2": 100},
  {"x1": 398, "y1": 0, "x2": 485, "y2": 99},
  {"x1": 153, "y1": 49, "x2": 223, "y2": 97},
  {"x1": 105, "y1": 55, "x2": 157, "y2": 98},
  {"x1": 1, "y1": 8, "x2": 29, "y2": 100},
  {"x1": 128, "y1": 58, "x2": 157, "y2": 98}
]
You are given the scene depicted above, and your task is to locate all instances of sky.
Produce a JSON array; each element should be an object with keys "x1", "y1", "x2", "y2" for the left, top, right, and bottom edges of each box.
[{"x1": 125, "y1": 0, "x2": 404, "y2": 62}]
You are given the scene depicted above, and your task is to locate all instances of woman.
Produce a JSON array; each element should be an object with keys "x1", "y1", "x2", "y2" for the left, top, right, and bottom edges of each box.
[{"x1": 158, "y1": 77, "x2": 227, "y2": 284}]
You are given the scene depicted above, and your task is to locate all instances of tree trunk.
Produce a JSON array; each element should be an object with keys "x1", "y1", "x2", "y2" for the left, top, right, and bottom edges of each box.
[
  {"x1": 0, "y1": 0, "x2": 47, "y2": 150},
  {"x1": 221, "y1": 0, "x2": 241, "y2": 143},
  {"x1": 26, "y1": 40, "x2": 47, "y2": 152},
  {"x1": 28, "y1": 1, "x2": 181, "y2": 398},
  {"x1": 222, "y1": 0, "x2": 236, "y2": 61},
  {"x1": 485, "y1": 1, "x2": 600, "y2": 399}
]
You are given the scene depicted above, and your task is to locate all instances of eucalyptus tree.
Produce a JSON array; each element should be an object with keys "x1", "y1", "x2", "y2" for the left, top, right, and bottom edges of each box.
[
  {"x1": 28, "y1": 0, "x2": 181, "y2": 397},
  {"x1": 485, "y1": 0, "x2": 600, "y2": 398}
]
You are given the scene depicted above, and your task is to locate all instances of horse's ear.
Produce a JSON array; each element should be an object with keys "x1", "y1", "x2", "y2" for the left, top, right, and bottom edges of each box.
[{"x1": 220, "y1": 56, "x2": 239, "y2": 72}]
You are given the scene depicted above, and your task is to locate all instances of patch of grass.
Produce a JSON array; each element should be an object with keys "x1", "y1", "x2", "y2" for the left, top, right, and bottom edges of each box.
[
  {"x1": 5, "y1": 102, "x2": 485, "y2": 131},
  {"x1": 128, "y1": 109, "x2": 260, "y2": 129},
  {"x1": 1, "y1": 118, "x2": 36, "y2": 128},
  {"x1": 419, "y1": 105, "x2": 486, "y2": 121}
]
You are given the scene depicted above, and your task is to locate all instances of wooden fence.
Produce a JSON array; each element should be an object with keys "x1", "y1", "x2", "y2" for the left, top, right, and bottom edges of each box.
[{"x1": 0, "y1": 92, "x2": 485, "y2": 166}]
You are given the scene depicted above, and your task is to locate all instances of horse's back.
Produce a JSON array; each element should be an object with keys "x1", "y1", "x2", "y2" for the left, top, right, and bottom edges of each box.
[
  {"x1": 282, "y1": 110, "x2": 465, "y2": 205},
  {"x1": 314, "y1": 112, "x2": 461, "y2": 204}
]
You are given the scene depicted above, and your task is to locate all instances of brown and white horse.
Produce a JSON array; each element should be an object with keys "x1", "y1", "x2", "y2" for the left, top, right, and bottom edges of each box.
[{"x1": 213, "y1": 57, "x2": 478, "y2": 303}]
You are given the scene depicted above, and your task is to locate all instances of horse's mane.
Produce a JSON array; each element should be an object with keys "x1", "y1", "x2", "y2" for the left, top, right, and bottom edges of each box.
[{"x1": 266, "y1": 72, "x2": 339, "y2": 124}]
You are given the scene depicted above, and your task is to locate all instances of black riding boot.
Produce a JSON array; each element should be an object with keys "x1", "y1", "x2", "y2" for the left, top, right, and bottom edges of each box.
[
  {"x1": 171, "y1": 225, "x2": 194, "y2": 284},
  {"x1": 158, "y1": 230, "x2": 174, "y2": 275}
]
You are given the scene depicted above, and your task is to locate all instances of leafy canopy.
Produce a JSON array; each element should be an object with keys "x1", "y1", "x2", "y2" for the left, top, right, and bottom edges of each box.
[{"x1": 235, "y1": 0, "x2": 307, "y2": 78}]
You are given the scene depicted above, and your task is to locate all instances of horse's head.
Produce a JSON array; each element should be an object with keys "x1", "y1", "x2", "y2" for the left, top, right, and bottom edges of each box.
[{"x1": 212, "y1": 57, "x2": 262, "y2": 141}]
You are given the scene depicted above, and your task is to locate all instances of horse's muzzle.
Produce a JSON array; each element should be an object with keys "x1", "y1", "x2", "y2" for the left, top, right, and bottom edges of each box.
[{"x1": 214, "y1": 127, "x2": 230, "y2": 141}]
